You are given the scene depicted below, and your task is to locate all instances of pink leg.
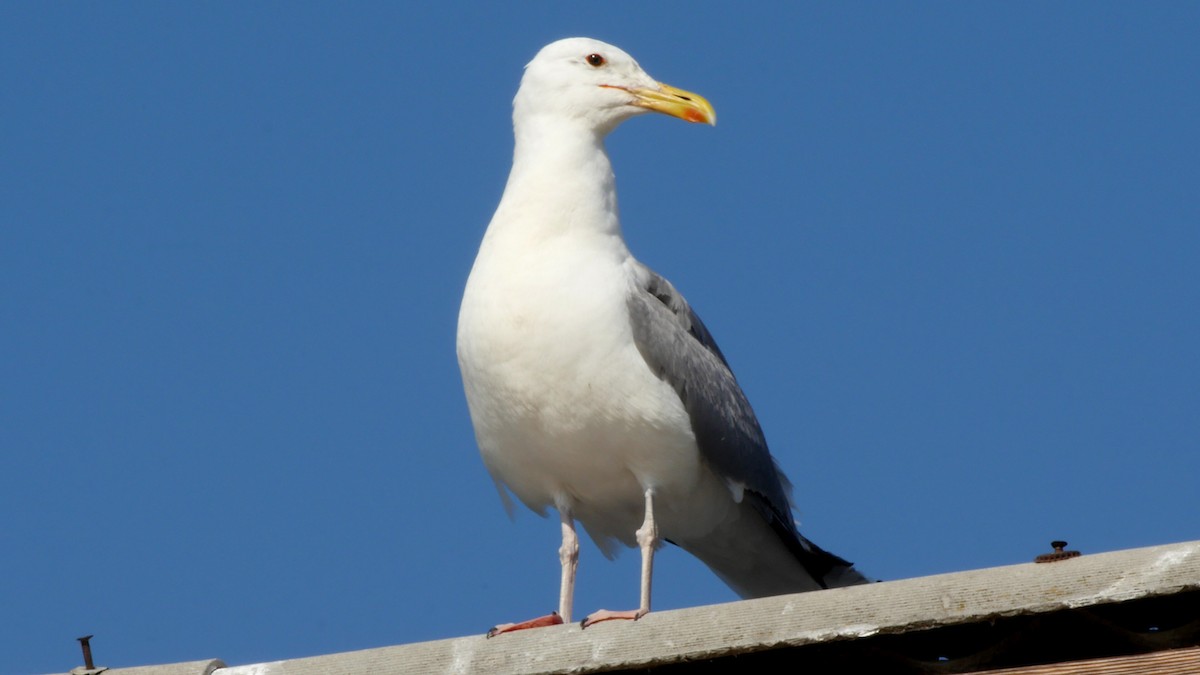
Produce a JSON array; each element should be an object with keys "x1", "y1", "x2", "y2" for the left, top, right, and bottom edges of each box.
[
  {"x1": 582, "y1": 489, "x2": 659, "y2": 627},
  {"x1": 558, "y1": 509, "x2": 580, "y2": 622},
  {"x1": 486, "y1": 508, "x2": 578, "y2": 637}
]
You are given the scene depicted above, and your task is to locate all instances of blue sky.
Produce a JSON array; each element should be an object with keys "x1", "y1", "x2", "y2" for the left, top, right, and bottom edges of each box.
[{"x1": 3, "y1": 3, "x2": 1198, "y2": 673}]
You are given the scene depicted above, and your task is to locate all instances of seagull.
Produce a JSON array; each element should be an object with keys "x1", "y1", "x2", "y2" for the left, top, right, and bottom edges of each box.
[{"x1": 457, "y1": 37, "x2": 867, "y2": 635}]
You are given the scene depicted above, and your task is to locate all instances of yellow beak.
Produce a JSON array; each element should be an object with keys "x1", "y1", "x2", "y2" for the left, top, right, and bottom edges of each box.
[{"x1": 604, "y1": 82, "x2": 717, "y2": 126}]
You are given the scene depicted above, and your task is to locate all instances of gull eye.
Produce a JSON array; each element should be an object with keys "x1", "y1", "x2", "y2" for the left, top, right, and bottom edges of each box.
[{"x1": 585, "y1": 53, "x2": 606, "y2": 67}]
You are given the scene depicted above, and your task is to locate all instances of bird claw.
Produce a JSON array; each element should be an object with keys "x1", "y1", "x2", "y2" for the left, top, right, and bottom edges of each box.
[
  {"x1": 580, "y1": 608, "x2": 648, "y2": 628},
  {"x1": 486, "y1": 611, "x2": 563, "y2": 638}
]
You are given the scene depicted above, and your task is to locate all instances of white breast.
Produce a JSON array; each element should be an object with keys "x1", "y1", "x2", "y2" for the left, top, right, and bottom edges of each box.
[{"x1": 457, "y1": 224, "x2": 715, "y2": 546}]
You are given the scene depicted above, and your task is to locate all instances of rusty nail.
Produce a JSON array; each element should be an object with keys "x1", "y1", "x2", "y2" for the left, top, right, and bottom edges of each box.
[
  {"x1": 77, "y1": 635, "x2": 95, "y2": 670},
  {"x1": 1035, "y1": 539, "x2": 1081, "y2": 563}
]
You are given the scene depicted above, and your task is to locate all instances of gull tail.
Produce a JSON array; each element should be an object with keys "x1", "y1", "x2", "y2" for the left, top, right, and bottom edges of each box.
[{"x1": 677, "y1": 496, "x2": 870, "y2": 599}]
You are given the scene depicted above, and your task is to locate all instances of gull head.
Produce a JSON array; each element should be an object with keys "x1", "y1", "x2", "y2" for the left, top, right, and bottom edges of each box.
[{"x1": 514, "y1": 37, "x2": 716, "y2": 135}]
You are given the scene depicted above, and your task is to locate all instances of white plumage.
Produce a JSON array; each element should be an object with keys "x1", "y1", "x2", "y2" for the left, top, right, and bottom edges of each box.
[{"x1": 457, "y1": 37, "x2": 865, "y2": 633}]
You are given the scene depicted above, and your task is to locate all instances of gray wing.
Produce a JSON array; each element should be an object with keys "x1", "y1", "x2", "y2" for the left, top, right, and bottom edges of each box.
[
  {"x1": 626, "y1": 261, "x2": 857, "y2": 588},
  {"x1": 625, "y1": 261, "x2": 796, "y2": 533}
]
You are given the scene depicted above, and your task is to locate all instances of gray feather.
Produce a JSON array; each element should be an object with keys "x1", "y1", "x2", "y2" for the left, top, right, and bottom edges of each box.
[
  {"x1": 626, "y1": 263, "x2": 792, "y2": 523},
  {"x1": 626, "y1": 262, "x2": 865, "y2": 592}
]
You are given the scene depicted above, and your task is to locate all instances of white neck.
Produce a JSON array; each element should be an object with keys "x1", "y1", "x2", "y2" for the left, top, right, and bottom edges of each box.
[{"x1": 488, "y1": 114, "x2": 623, "y2": 242}]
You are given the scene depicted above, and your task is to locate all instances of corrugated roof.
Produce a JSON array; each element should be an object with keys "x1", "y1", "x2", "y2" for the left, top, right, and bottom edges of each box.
[{"x1": 53, "y1": 539, "x2": 1200, "y2": 674}]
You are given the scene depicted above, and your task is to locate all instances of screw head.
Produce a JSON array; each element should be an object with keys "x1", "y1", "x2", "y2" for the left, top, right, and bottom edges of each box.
[{"x1": 1035, "y1": 540, "x2": 1081, "y2": 563}]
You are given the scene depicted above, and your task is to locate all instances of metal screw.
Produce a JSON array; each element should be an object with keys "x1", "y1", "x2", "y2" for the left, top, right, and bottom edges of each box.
[
  {"x1": 77, "y1": 635, "x2": 95, "y2": 670},
  {"x1": 1035, "y1": 539, "x2": 1081, "y2": 563}
]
